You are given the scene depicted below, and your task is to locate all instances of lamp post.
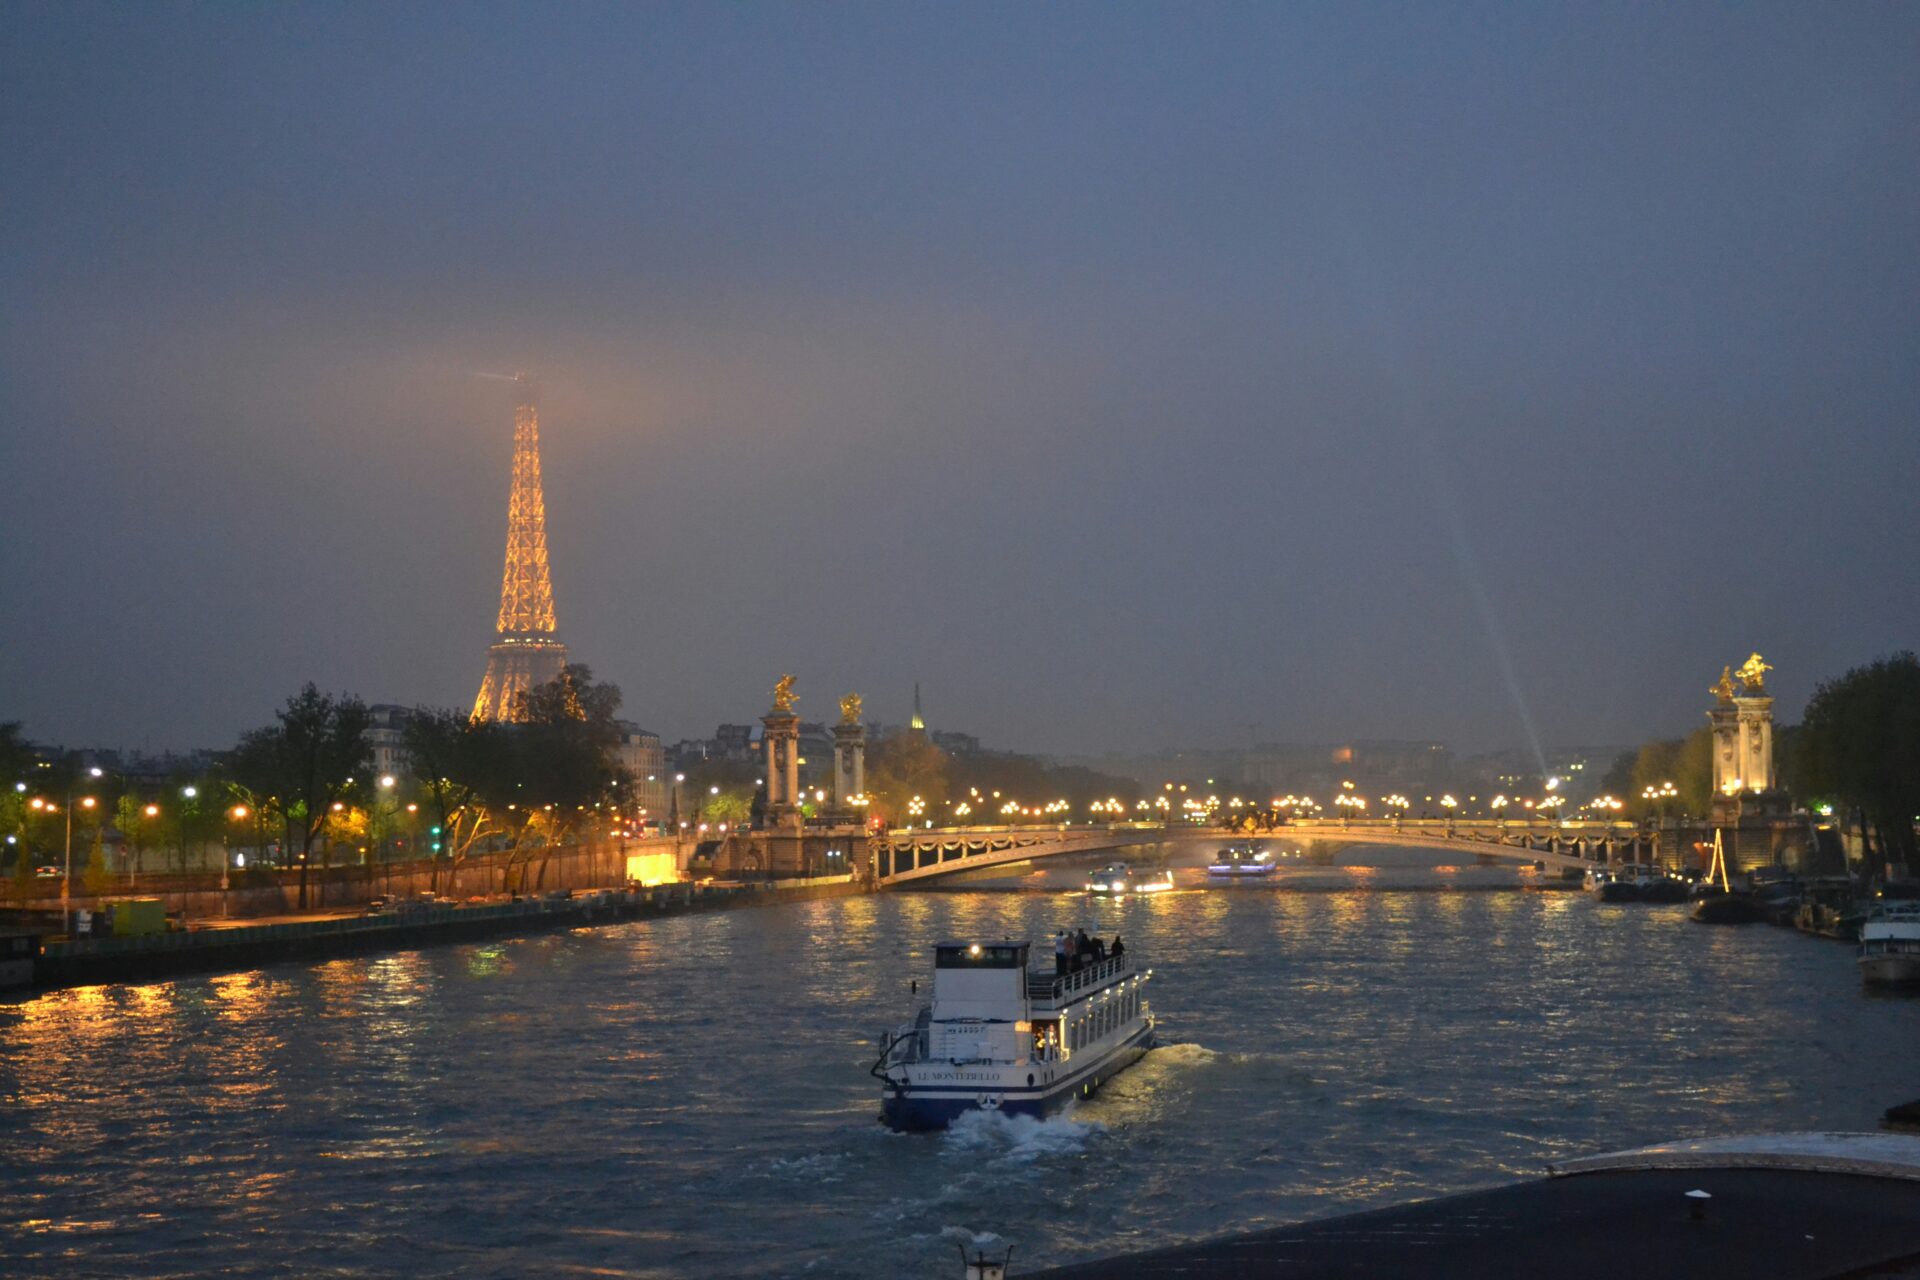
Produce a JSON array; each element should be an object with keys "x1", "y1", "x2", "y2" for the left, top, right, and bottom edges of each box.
[
  {"x1": 61, "y1": 765, "x2": 104, "y2": 937},
  {"x1": 224, "y1": 805, "x2": 248, "y2": 918},
  {"x1": 136, "y1": 803, "x2": 159, "y2": 889},
  {"x1": 376, "y1": 775, "x2": 396, "y2": 885}
]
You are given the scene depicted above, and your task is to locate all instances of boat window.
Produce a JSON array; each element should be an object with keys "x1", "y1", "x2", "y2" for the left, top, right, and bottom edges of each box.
[{"x1": 935, "y1": 944, "x2": 1026, "y2": 969}]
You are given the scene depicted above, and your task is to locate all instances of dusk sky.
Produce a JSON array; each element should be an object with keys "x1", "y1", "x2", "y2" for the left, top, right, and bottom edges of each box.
[{"x1": 4, "y1": 4, "x2": 1916, "y2": 760}]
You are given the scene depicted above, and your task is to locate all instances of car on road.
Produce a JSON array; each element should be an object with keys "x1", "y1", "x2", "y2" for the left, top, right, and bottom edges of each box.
[{"x1": 35, "y1": 865, "x2": 59, "y2": 878}]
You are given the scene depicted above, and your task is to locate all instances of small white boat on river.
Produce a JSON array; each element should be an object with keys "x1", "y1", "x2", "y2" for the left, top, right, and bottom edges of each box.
[
  {"x1": 1859, "y1": 902, "x2": 1920, "y2": 987},
  {"x1": 1085, "y1": 862, "x2": 1174, "y2": 894},
  {"x1": 872, "y1": 938, "x2": 1154, "y2": 1131},
  {"x1": 1207, "y1": 845, "x2": 1277, "y2": 877}
]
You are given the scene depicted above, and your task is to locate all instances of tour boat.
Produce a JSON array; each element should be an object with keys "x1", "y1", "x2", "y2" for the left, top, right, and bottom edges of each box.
[
  {"x1": 1207, "y1": 845, "x2": 1277, "y2": 877},
  {"x1": 1595, "y1": 868, "x2": 1641, "y2": 903},
  {"x1": 1635, "y1": 870, "x2": 1691, "y2": 904},
  {"x1": 872, "y1": 938, "x2": 1154, "y2": 1131},
  {"x1": 1084, "y1": 863, "x2": 1174, "y2": 894},
  {"x1": 1858, "y1": 903, "x2": 1920, "y2": 987}
]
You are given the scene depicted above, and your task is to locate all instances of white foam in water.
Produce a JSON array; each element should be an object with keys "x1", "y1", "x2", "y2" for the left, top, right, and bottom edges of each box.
[
  {"x1": 1145, "y1": 1042, "x2": 1220, "y2": 1068},
  {"x1": 938, "y1": 1226, "x2": 1007, "y2": 1251},
  {"x1": 940, "y1": 1107, "x2": 1104, "y2": 1163}
]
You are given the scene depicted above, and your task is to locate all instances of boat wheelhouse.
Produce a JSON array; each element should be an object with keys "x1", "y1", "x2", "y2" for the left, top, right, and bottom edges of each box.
[{"x1": 872, "y1": 939, "x2": 1154, "y2": 1131}]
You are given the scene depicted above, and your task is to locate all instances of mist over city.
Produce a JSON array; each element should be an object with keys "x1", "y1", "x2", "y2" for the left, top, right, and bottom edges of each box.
[
  {"x1": 6, "y1": 5, "x2": 1916, "y2": 762},
  {"x1": 5, "y1": 8, "x2": 1920, "y2": 1280}
]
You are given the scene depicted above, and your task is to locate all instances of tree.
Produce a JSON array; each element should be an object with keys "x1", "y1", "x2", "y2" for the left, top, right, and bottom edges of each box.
[
  {"x1": 9, "y1": 842, "x2": 32, "y2": 900},
  {"x1": 0, "y1": 786, "x2": 26, "y2": 883},
  {"x1": 1604, "y1": 729, "x2": 1713, "y2": 819},
  {"x1": 402, "y1": 707, "x2": 514, "y2": 894},
  {"x1": 867, "y1": 733, "x2": 950, "y2": 827},
  {"x1": 1796, "y1": 653, "x2": 1920, "y2": 875},
  {"x1": 501, "y1": 666, "x2": 624, "y2": 890},
  {"x1": 699, "y1": 791, "x2": 752, "y2": 827},
  {"x1": 115, "y1": 793, "x2": 152, "y2": 884},
  {"x1": 225, "y1": 731, "x2": 285, "y2": 868},
  {"x1": 166, "y1": 771, "x2": 223, "y2": 874},
  {"x1": 681, "y1": 758, "x2": 759, "y2": 829},
  {"x1": 82, "y1": 829, "x2": 111, "y2": 896},
  {"x1": 236, "y1": 684, "x2": 373, "y2": 909},
  {"x1": 0, "y1": 722, "x2": 38, "y2": 787}
]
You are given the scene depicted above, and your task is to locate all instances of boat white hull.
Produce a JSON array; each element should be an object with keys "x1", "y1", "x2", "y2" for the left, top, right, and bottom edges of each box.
[
  {"x1": 880, "y1": 1020, "x2": 1155, "y2": 1131},
  {"x1": 1860, "y1": 953, "x2": 1920, "y2": 987}
]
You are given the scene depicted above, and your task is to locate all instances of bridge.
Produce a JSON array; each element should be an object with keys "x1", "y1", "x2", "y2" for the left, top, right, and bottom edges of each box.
[{"x1": 872, "y1": 817, "x2": 1657, "y2": 886}]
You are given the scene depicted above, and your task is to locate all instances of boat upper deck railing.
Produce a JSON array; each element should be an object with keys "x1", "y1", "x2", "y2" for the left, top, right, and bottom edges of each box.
[{"x1": 1027, "y1": 954, "x2": 1132, "y2": 1003}]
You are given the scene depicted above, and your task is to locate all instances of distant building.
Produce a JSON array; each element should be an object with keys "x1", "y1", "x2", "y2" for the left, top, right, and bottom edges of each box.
[
  {"x1": 367, "y1": 704, "x2": 410, "y2": 781},
  {"x1": 1074, "y1": 740, "x2": 1455, "y2": 800},
  {"x1": 715, "y1": 723, "x2": 755, "y2": 758},
  {"x1": 669, "y1": 723, "x2": 763, "y2": 771},
  {"x1": 930, "y1": 730, "x2": 981, "y2": 757},
  {"x1": 614, "y1": 723, "x2": 669, "y2": 823}
]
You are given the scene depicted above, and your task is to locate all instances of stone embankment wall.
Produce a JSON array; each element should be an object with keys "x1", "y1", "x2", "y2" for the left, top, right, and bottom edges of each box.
[{"x1": 6, "y1": 836, "x2": 691, "y2": 922}]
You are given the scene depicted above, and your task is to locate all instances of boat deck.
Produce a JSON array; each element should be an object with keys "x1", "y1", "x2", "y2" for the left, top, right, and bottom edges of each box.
[{"x1": 1029, "y1": 1138, "x2": 1920, "y2": 1279}]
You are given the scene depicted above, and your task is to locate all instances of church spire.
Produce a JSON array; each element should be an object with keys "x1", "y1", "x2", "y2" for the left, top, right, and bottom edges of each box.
[{"x1": 910, "y1": 681, "x2": 925, "y2": 732}]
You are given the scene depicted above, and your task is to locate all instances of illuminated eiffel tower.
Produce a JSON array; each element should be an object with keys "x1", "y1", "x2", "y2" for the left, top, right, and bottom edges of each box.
[{"x1": 473, "y1": 374, "x2": 569, "y2": 721}]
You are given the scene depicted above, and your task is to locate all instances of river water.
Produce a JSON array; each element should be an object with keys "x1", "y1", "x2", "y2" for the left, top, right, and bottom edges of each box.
[{"x1": 2, "y1": 847, "x2": 1912, "y2": 1278}]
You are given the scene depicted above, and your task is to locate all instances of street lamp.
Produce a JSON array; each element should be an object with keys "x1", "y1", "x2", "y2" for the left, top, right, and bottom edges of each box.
[
  {"x1": 136, "y1": 802, "x2": 159, "y2": 889},
  {"x1": 224, "y1": 805, "x2": 249, "y2": 916},
  {"x1": 60, "y1": 765, "x2": 105, "y2": 936}
]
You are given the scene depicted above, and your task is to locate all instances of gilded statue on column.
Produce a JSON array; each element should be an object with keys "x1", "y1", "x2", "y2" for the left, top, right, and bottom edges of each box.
[
  {"x1": 1735, "y1": 653, "x2": 1771, "y2": 692},
  {"x1": 1711, "y1": 666, "x2": 1737, "y2": 704},
  {"x1": 771, "y1": 673, "x2": 798, "y2": 713},
  {"x1": 839, "y1": 692, "x2": 863, "y2": 725}
]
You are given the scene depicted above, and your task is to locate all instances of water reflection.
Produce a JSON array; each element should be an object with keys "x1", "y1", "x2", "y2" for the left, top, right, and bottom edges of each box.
[{"x1": 0, "y1": 870, "x2": 1906, "y2": 1279}]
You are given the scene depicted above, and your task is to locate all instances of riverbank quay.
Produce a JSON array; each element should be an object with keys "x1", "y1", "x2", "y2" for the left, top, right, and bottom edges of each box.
[
  {"x1": 1027, "y1": 1134, "x2": 1920, "y2": 1280},
  {"x1": 10, "y1": 875, "x2": 864, "y2": 993}
]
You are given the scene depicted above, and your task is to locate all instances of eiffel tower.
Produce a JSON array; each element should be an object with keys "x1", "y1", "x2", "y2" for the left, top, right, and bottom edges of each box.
[{"x1": 473, "y1": 374, "x2": 569, "y2": 720}]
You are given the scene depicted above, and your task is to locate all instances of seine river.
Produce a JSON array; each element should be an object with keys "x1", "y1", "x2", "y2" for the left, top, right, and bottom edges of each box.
[{"x1": 3, "y1": 848, "x2": 1911, "y2": 1278}]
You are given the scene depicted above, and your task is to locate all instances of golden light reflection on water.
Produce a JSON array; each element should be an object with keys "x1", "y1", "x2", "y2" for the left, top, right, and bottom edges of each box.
[
  {"x1": 209, "y1": 970, "x2": 281, "y2": 1021},
  {"x1": 0, "y1": 878, "x2": 1909, "y2": 1280},
  {"x1": 467, "y1": 944, "x2": 507, "y2": 978}
]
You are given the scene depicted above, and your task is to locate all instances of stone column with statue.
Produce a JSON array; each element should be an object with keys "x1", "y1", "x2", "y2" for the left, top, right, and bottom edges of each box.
[
  {"x1": 832, "y1": 692, "x2": 867, "y2": 814},
  {"x1": 761, "y1": 674, "x2": 802, "y2": 832},
  {"x1": 1706, "y1": 653, "x2": 1797, "y2": 867},
  {"x1": 1732, "y1": 653, "x2": 1776, "y2": 793}
]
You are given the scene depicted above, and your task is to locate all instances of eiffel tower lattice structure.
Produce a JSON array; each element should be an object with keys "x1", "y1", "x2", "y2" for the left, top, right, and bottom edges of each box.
[{"x1": 473, "y1": 374, "x2": 569, "y2": 721}]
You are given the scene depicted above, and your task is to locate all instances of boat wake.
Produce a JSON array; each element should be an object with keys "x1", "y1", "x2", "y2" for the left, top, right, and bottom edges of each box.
[
  {"x1": 1143, "y1": 1042, "x2": 1221, "y2": 1069},
  {"x1": 939, "y1": 1108, "x2": 1105, "y2": 1164}
]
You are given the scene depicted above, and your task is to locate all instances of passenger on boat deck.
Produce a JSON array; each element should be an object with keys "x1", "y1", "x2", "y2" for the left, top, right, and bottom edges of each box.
[
  {"x1": 1054, "y1": 930, "x2": 1070, "y2": 975},
  {"x1": 1110, "y1": 935, "x2": 1125, "y2": 959},
  {"x1": 1091, "y1": 935, "x2": 1107, "y2": 962},
  {"x1": 1075, "y1": 928, "x2": 1092, "y2": 968}
]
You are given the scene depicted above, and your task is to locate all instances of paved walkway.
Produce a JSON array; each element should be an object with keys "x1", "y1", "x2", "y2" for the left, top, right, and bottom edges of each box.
[{"x1": 1030, "y1": 1167, "x2": 1920, "y2": 1279}]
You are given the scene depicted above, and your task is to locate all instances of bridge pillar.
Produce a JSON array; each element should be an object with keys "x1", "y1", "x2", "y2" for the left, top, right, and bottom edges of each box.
[
  {"x1": 761, "y1": 709, "x2": 801, "y2": 827},
  {"x1": 832, "y1": 718, "x2": 866, "y2": 809}
]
